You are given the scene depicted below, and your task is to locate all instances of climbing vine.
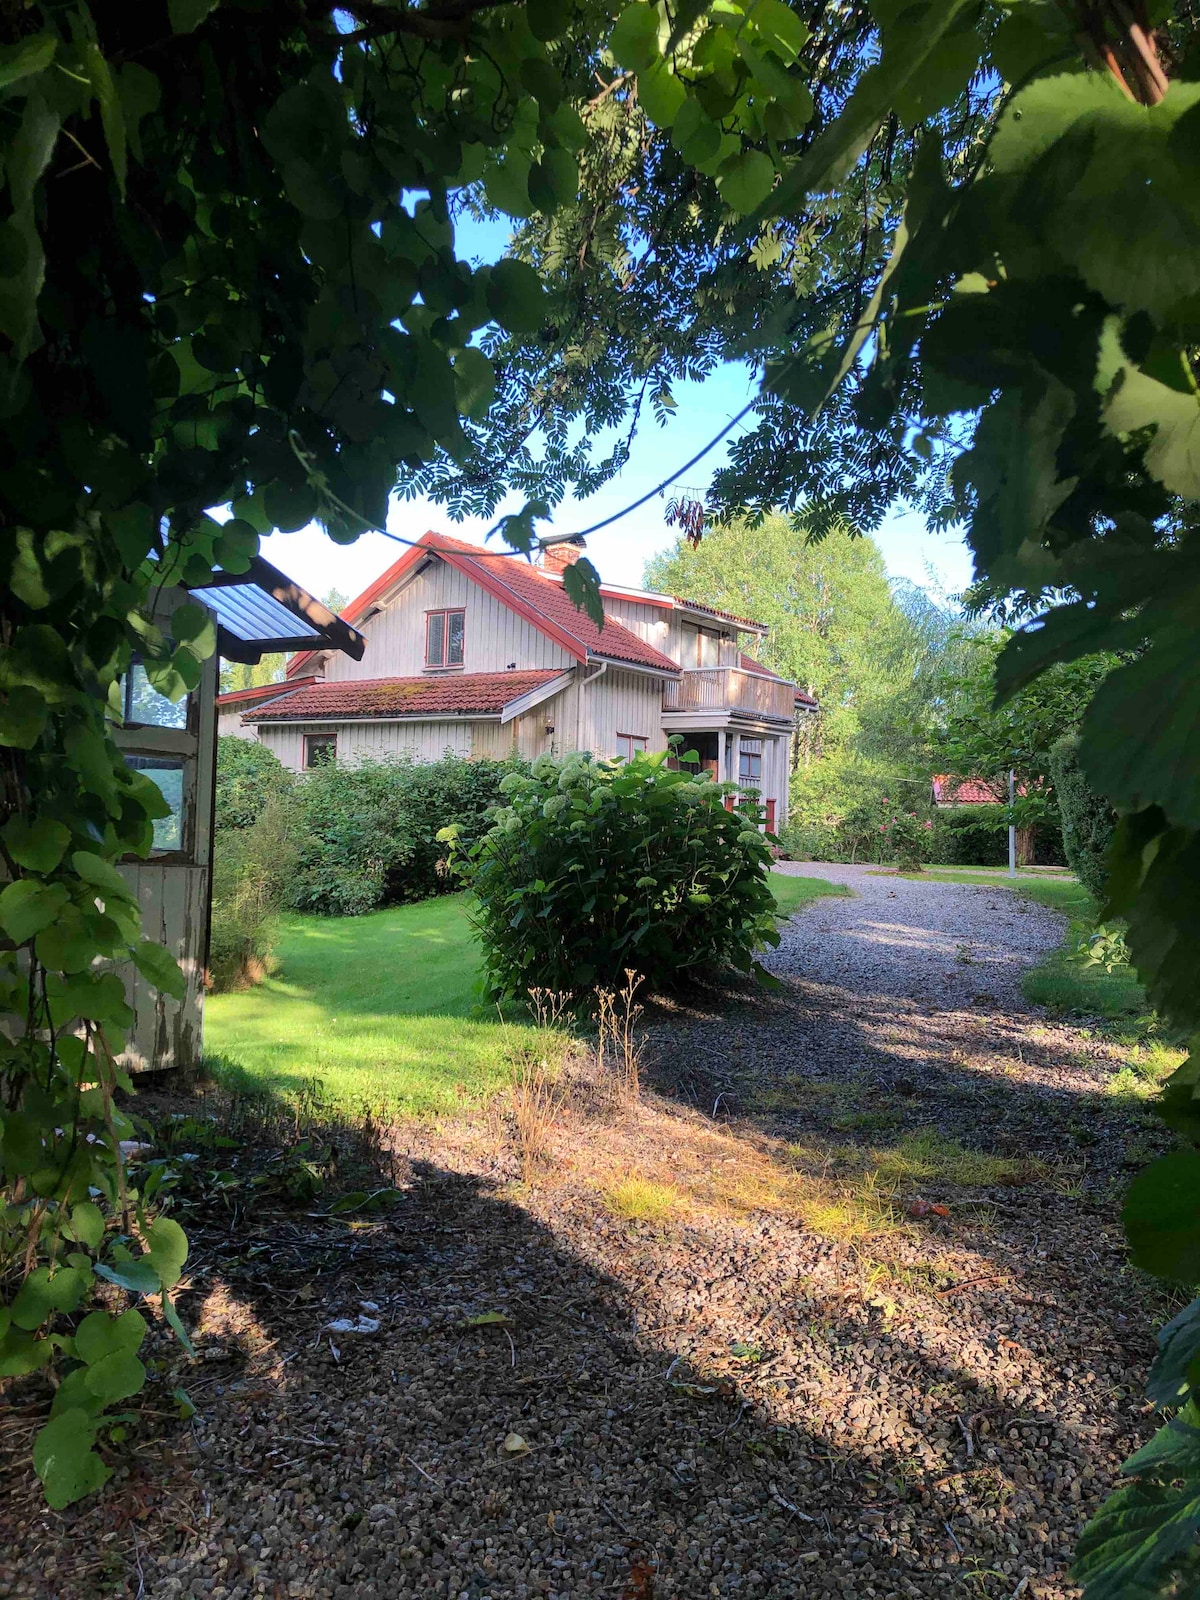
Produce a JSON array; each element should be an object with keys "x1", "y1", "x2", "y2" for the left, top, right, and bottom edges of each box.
[{"x1": 0, "y1": 0, "x2": 602, "y2": 1508}]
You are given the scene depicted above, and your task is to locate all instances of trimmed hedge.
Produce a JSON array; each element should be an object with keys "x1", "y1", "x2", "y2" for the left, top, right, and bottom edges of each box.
[
  {"x1": 452, "y1": 749, "x2": 779, "y2": 999},
  {"x1": 288, "y1": 752, "x2": 524, "y2": 916},
  {"x1": 1049, "y1": 735, "x2": 1115, "y2": 899}
]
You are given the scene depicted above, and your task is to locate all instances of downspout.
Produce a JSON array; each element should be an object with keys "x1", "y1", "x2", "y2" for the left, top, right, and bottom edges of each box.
[{"x1": 576, "y1": 658, "x2": 607, "y2": 752}]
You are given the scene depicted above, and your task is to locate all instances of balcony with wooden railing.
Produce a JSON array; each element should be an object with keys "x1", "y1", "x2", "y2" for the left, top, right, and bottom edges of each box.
[{"x1": 662, "y1": 666, "x2": 794, "y2": 721}]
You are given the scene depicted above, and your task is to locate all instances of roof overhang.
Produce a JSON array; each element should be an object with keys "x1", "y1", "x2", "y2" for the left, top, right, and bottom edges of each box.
[
  {"x1": 191, "y1": 557, "x2": 366, "y2": 666},
  {"x1": 500, "y1": 668, "x2": 575, "y2": 724}
]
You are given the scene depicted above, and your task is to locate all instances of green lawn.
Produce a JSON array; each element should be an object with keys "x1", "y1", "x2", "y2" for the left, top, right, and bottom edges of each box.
[
  {"x1": 770, "y1": 870, "x2": 851, "y2": 918},
  {"x1": 204, "y1": 895, "x2": 539, "y2": 1117},
  {"x1": 207, "y1": 875, "x2": 821, "y2": 1117}
]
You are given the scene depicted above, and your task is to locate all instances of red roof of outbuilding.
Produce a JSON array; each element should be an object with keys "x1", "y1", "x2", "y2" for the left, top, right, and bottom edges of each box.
[
  {"x1": 931, "y1": 775, "x2": 1007, "y2": 805},
  {"x1": 247, "y1": 670, "x2": 564, "y2": 723},
  {"x1": 286, "y1": 531, "x2": 679, "y2": 679}
]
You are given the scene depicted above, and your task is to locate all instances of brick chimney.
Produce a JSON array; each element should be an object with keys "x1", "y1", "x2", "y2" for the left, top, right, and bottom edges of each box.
[{"x1": 540, "y1": 537, "x2": 586, "y2": 575}]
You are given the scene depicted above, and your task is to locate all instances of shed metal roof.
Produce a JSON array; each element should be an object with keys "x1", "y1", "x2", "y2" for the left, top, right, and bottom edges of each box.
[{"x1": 188, "y1": 556, "x2": 366, "y2": 665}]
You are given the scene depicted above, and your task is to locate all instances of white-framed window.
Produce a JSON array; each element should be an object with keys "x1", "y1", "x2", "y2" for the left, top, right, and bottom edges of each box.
[
  {"x1": 739, "y1": 737, "x2": 763, "y2": 787},
  {"x1": 304, "y1": 732, "x2": 337, "y2": 769},
  {"x1": 616, "y1": 733, "x2": 648, "y2": 761},
  {"x1": 425, "y1": 608, "x2": 465, "y2": 668}
]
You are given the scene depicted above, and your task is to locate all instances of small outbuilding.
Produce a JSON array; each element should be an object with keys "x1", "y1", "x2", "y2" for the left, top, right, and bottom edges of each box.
[{"x1": 114, "y1": 558, "x2": 364, "y2": 1078}]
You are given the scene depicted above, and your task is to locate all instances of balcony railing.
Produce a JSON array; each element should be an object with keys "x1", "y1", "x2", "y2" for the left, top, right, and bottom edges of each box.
[{"x1": 662, "y1": 666, "x2": 794, "y2": 720}]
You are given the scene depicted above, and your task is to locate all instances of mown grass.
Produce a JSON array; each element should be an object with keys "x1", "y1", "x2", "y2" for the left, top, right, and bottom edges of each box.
[
  {"x1": 769, "y1": 870, "x2": 851, "y2": 919},
  {"x1": 204, "y1": 895, "x2": 551, "y2": 1118},
  {"x1": 206, "y1": 871, "x2": 812, "y2": 1120}
]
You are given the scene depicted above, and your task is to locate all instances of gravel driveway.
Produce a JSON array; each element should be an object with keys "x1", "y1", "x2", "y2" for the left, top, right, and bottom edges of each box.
[
  {"x1": 3, "y1": 869, "x2": 1168, "y2": 1600},
  {"x1": 768, "y1": 863, "x2": 1065, "y2": 1007}
]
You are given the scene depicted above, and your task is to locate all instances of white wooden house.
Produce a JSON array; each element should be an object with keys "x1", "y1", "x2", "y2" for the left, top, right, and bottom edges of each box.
[
  {"x1": 115, "y1": 559, "x2": 363, "y2": 1076},
  {"x1": 217, "y1": 533, "x2": 816, "y2": 829}
]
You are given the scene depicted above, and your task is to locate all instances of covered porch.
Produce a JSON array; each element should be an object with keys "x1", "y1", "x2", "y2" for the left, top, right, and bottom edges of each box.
[{"x1": 662, "y1": 712, "x2": 791, "y2": 831}]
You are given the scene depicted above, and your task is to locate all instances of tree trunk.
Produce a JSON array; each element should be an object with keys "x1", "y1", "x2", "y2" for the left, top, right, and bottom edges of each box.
[{"x1": 1016, "y1": 825, "x2": 1036, "y2": 866}]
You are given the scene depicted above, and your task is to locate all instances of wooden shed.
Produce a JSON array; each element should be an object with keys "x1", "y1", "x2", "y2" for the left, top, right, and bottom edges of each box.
[{"x1": 113, "y1": 559, "x2": 364, "y2": 1078}]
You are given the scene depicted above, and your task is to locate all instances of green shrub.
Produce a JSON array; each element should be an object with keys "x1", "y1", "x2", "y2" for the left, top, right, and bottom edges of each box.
[
  {"x1": 289, "y1": 753, "x2": 523, "y2": 917},
  {"x1": 210, "y1": 800, "x2": 297, "y2": 990},
  {"x1": 452, "y1": 749, "x2": 780, "y2": 998},
  {"x1": 1049, "y1": 734, "x2": 1115, "y2": 899},
  {"x1": 929, "y1": 804, "x2": 1007, "y2": 866},
  {"x1": 215, "y1": 736, "x2": 293, "y2": 829},
  {"x1": 879, "y1": 803, "x2": 935, "y2": 870}
]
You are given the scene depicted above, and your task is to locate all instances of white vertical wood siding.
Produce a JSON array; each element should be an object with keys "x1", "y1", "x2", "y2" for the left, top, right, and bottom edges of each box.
[
  {"x1": 583, "y1": 670, "x2": 666, "y2": 757},
  {"x1": 217, "y1": 708, "x2": 256, "y2": 740},
  {"x1": 324, "y1": 558, "x2": 575, "y2": 682},
  {"x1": 601, "y1": 597, "x2": 680, "y2": 661}
]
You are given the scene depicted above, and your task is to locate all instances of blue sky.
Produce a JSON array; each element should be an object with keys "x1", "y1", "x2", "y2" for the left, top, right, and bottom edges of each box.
[{"x1": 261, "y1": 211, "x2": 974, "y2": 607}]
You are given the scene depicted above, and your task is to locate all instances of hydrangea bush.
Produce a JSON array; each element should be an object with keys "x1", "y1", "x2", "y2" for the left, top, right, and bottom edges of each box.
[{"x1": 448, "y1": 748, "x2": 780, "y2": 999}]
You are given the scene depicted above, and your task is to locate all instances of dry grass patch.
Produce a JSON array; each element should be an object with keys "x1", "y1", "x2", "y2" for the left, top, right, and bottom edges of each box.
[{"x1": 604, "y1": 1175, "x2": 682, "y2": 1221}]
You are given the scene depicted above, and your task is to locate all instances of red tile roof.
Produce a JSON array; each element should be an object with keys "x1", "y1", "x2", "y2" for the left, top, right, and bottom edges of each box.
[
  {"x1": 247, "y1": 671, "x2": 564, "y2": 723},
  {"x1": 931, "y1": 775, "x2": 1007, "y2": 806},
  {"x1": 287, "y1": 531, "x2": 679, "y2": 679},
  {"x1": 677, "y1": 597, "x2": 766, "y2": 630},
  {"x1": 216, "y1": 676, "x2": 317, "y2": 709}
]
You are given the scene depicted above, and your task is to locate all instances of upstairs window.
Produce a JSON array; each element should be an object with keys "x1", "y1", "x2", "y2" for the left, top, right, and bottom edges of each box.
[
  {"x1": 616, "y1": 733, "x2": 648, "y2": 761},
  {"x1": 426, "y1": 608, "x2": 465, "y2": 668}
]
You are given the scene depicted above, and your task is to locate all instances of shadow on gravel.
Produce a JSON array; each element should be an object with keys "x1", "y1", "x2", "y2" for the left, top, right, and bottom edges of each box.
[{"x1": 121, "y1": 1151, "x2": 1152, "y2": 1600}]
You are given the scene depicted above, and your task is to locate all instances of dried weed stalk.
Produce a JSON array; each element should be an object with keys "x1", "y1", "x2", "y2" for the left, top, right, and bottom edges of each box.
[
  {"x1": 594, "y1": 969, "x2": 645, "y2": 1103},
  {"x1": 509, "y1": 1047, "x2": 563, "y2": 1184}
]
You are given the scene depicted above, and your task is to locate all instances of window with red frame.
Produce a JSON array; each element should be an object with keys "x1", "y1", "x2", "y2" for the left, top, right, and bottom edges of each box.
[
  {"x1": 425, "y1": 608, "x2": 465, "y2": 668},
  {"x1": 616, "y1": 733, "x2": 648, "y2": 760}
]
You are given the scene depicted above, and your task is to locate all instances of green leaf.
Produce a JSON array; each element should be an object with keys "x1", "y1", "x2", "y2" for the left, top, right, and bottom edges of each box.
[
  {"x1": 83, "y1": 43, "x2": 126, "y2": 197},
  {"x1": 74, "y1": 1308, "x2": 147, "y2": 1366},
  {"x1": 747, "y1": 0, "x2": 810, "y2": 62},
  {"x1": 716, "y1": 149, "x2": 775, "y2": 215},
  {"x1": 84, "y1": 1348, "x2": 146, "y2": 1404},
  {"x1": 1075, "y1": 1404, "x2": 1200, "y2": 1599},
  {"x1": 262, "y1": 480, "x2": 317, "y2": 533},
  {"x1": 71, "y1": 850, "x2": 136, "y2": 905},
  {"x1": 990, "y1": 76, "x2": 1200, "y2": 325},
  {"x1": 144, "y1": 1215, "x2": 188, "y2": 1290},
  {"x1": 0, "y1": 879, "x2": 70, "y2": 944},
  {"x1": 11, "y1": 1265, "x2": 88, "y2": 1330},
  {"x1": 452, "y1": 346, "x2": 496, "y2": 421},
  {"x1": 0, "y1": 32, "x2": 55, "y2": 90},
  {"x1": 33, "y1": 1410, "x2": 109, "y2": 1509},
  {"x1": 173, "y1": 1384, "x2": 197, "y2": 1420},
  {"x1": 168, "y1": 0, "x2": 219, "y2": 31},
  {"x1": 2, "y1": 816, "x2": 69, "y2": 873},
  {"x1": 611, "y1": 3, "x2": 660, "y2": 70},
  {"x1": 169, "y1": 600, "x2": 217, "y2": 656},
  {"x1": 638, "y1": 61, "x2": 687, "y2": 129},
  {"x1": 483, "y1": 155, "x2": 535, "y2": 220},
  {"x1": 1080, "y1": 641, "x2": 1200, "y2": 827},
  {"x1": 1148, "y1": 1296, "x2": 1200, "y2": 1408},
  {"x1": 132, "y1": 939, "x2": 186, "y2": 1000},
  {"x1": 93, "y1": 1258, "x2": 160, "y2": 1295},
  {"x1": 1124, "y1": 1151, "x2": 1200, "y2": 1283},
  {"x1": 561, "y1": 557, "x2": 605, "y2": 629},
  {"x1": 162, "y1": 1290, "x2": 196, "y2": 1355},
  {"x1": 485, "y1": 259, "x2": 547, "y2": 335},
  {"x1": 1102, "y1": 356, "x2": 1200, "y2": 501},
  {"x1": 528, "y1": 148, "x2": 579, "y2": 212},
  {"x1": 0, "y1": 686, "x2": 49, "y2": 749},
  {"x1": 65, "y1": 1202, "x2": 105, "y2": 1251}
]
